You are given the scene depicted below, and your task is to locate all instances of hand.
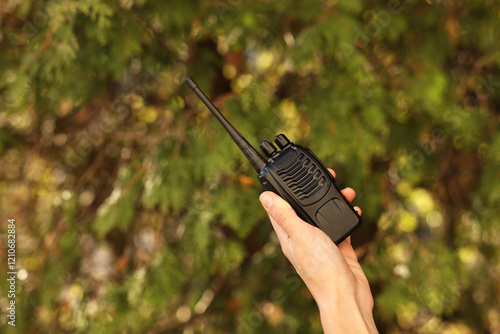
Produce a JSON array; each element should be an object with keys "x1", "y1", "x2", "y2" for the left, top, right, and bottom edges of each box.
[{"x1": 259, "y1": 169, "x2": 378, "y2": 334}]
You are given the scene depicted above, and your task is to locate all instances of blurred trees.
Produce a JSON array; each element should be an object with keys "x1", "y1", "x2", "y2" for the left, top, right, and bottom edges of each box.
[{"x1": 0, "y1": 0, "x2": 499, "y2": 333}]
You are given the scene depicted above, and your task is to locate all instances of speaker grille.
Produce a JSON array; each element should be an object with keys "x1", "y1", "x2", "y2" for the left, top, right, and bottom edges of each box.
[{"x1": 277, "y1": 153, "x2": 329, "y2": 204}]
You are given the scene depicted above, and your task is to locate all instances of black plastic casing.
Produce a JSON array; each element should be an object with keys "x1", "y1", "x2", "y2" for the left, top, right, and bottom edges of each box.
[{"x1": 258, "y1": 140, "x2": 362, "y2": 245}]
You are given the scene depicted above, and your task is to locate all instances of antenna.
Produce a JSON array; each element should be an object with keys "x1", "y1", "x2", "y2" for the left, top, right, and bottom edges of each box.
[{"x1": 185, "y1": 77, "x2": 267, "y2": 173}]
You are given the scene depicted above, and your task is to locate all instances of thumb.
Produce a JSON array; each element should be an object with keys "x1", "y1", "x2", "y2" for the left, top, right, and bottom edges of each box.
[{"x1": 259, "y1": 192, "x2": 305, "y2": 238}]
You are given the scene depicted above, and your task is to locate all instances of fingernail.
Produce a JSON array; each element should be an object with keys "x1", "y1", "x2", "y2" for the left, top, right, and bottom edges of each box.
[{"x1": 259, "y1": 193, "x2": 274, "y2": 210}]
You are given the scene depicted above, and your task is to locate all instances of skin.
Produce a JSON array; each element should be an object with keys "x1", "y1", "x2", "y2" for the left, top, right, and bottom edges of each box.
[{"x1": 259, "y1": 169, "x2": 378, "y2": 334}]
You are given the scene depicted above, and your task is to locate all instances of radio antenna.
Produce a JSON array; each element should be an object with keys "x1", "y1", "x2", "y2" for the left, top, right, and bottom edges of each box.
[{"x1": 185, "y1": 77, "x2": 267, "y2": 173}]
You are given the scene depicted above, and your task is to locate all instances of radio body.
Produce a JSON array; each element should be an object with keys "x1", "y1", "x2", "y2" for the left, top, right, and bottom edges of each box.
[{"x1": 185, "y1": 77, "x2": 361, "y2": 244}]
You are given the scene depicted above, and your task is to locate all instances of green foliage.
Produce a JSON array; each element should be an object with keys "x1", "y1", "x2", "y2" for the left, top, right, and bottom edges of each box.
[
  {"x1": 0, "y1": 0, "x2": 499, "y2": 333},
  {"x1": 94, "y1": 162, "x2": 144, "y2": 236}
]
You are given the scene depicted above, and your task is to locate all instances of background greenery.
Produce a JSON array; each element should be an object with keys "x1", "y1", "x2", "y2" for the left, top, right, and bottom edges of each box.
[{"x1": 1, "y1": 0, "x2": 499, "y2": 333}]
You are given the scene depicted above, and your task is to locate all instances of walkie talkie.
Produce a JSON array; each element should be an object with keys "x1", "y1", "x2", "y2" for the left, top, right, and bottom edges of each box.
[{"x1": 185, "y1": 77, "x2": 361, "y2": 245}]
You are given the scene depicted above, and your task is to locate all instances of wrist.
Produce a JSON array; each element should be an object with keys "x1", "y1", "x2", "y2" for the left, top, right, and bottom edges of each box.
[{"x1": 317, "y1": 298, "x2": 378, "y2": 334}]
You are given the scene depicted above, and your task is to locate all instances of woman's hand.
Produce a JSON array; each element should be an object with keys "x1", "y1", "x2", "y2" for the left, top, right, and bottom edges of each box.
[{"x1": 259, "y1": 169, "x2": 378, "y2": 334}]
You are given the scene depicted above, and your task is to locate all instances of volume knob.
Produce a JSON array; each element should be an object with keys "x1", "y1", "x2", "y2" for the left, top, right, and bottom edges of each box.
[
  {"x1": 275, "y1": 134, "x2": 290, "y2": 149},
  {"x1": 260, "y1": 139, "x2": 278, "y2": 158}
]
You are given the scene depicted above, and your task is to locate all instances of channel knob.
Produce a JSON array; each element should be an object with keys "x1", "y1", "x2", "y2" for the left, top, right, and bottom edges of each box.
[{"x1": 275, "y1": 134, "x2": 291, "y2": 149}]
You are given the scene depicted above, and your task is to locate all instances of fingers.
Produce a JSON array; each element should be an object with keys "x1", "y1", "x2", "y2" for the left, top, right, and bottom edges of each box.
[
  {"x1": 330, "y1": 168, "x2": 362, "y2": 219},
  {"x1": 327, "y1": 168, "x2": 336, "y2": 178},
  {"x1": 341, "y1": 235, "x2": 351, "y2": 245},
  {"x1": 341, "y1": 187, "x2": 356, "y2": 202},
  {"x1": 259, "y1": 192, "x2": 304, "y2": 239},
  {"x1": 329, "y1": 169, "x2": 357, "y2": 204}
]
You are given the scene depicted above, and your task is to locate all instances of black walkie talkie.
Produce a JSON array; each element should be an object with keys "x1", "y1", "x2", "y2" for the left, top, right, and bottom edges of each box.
[{"x1": 185, "y1": 77, "x2": 362, "y2": 245}]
